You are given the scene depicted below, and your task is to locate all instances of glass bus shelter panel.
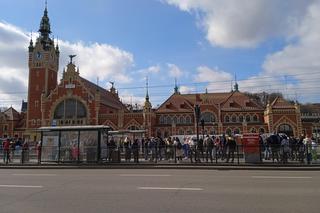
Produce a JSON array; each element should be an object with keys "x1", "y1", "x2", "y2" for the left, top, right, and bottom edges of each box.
[
  {"x1": 101, "y1": 134, "x2": 108, "y2": 160},
  {"x1": 79, "y1": 131, "x2": 98, "y2": 162},
  {"x1": 42, "y1": 131, "x2": 59, "y2": 162},
  {"x1": 60, "y1": 131, "x2": 78, "y2": 162}
]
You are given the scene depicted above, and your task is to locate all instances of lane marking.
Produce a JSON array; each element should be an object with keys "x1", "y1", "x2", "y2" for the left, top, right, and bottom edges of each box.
[
  {"x1": 0, "y1": 185, "x2": 43, "y2": 188},
  {"x1": 120, "y1": 174, "x2": 171, "y2": 177},
  {"x1": 252, "y1": 176, "x2": 312, "y2": 179},
  {"x1": 12, "y1": 174, "x2": 57, "y2": 176},
  {"x1": 138, "y1": 187, "x2": 203, "y2": 191}
]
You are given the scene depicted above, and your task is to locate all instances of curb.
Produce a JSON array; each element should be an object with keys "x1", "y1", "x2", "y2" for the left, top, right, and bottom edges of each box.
[{"x1": 1, "y1": 164, "x2": 320, "y2": 171}]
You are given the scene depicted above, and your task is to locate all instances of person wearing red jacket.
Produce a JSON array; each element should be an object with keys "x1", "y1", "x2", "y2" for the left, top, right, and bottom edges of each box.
[{"x1": 3, "y1": 139, "x2": 10, "y2": 164}]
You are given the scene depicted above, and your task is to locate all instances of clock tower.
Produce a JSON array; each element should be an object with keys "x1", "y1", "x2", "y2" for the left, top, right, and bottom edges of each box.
[{"x1": 27, "y1": 4, "x2": 59, "y2": 129}]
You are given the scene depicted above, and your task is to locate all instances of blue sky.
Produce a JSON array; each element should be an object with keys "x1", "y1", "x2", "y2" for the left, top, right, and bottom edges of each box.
[{"x1": 0, "y1": 0, "x2": 320, "y2": 109}]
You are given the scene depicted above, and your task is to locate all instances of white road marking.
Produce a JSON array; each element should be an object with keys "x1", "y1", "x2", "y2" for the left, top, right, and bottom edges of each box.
[
  {"x1": 0, "y1": 185, "x2": 43, "y2": 188},
  {"x1": 138, "y1": 187, "x2": 203, "y2": 191},
  {"x1": 252, "y1": 176, "x2": 312, "y2": 179},
  {"x1": 12, "y1": 174, "x2": 57, "y2": 176},
  {"x1": 120, "y1": 174, "x2": 171, "y2": 177}
]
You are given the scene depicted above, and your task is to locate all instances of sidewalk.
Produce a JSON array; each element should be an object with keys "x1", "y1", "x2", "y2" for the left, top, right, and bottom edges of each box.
[{"x1": 1, "y1": 162, "x2": 320, "y2": 170}]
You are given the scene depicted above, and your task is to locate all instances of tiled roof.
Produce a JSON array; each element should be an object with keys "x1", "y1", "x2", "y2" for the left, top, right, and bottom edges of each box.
[
  {"x1": 156, "y1": 94, "x2": 194, "y2": 113},
  {"x1": 80, "y1": 77, "x2": 127, "y2": 111},
  {"x1": 3, "y1": 107, "x2": 20, "y2": 121},
  {"x1": 156, "y1": 91, "x2": 264, "y2": 113},
  {"x1": 271, "y1": 97, "x2": 295, "y2": 109}
]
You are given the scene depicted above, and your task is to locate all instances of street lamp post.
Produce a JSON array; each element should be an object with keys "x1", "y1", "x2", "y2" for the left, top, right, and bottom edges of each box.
[
  {"x1": 194, "y1": 105, "x2": 201, "y2": 162},
  {"x1": 201, "y1": 119, "x2": 205, "y2": 139}
]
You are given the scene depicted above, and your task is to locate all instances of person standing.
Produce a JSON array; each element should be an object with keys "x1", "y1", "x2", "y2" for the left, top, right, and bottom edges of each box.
[
  {"x1": 204, "y1": 135, "x2": 214, "y2": 163},
  {"x1": 3, "y1": 139, "x2": 10, "y2": 164},
  {"x1": 132, "y1": 139, "x2": 139, "y2": 163},
  {"x1": 226, "y1": 136, "x2": 237, "y2": 163}
]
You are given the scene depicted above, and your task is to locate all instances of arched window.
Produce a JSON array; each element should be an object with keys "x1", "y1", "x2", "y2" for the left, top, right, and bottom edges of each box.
[
  {"x1": 210, "y1": 128, "x2": 216, "y2": 135},
  {"x1": 159, "y1": 116, "x2": 164, "y2": 124},
  {"x1": 201, "y1": 112, "x2": 215, "y2": 123},
  {"x1": 259, "y1": 128, "x2": 265, "y2": 134},
  {"x1": 253, "y1": 115, "x2": 258, "y2": 122},
  {"x1": 278, "y1": 124, "x2": 293, "y2": 136},
  {"x1": 225, "y1": 115, "x2": 230, "y2": 123},
  {"x1": 179, "y1": 116, "x2": 185, "y2": 124},
  {"x1": 239, "y1": 115, "x2": 244, "y2": 123},
  {"x1": 163, "y1": 116, "x2": 168, "y2": 124},
  {"x1": 234, "y1": 128, "x2": 240, "y2": 135},
  {"x1": 173, "y1": 116, "x2": 177, "y2": 124},
  {"x1": 167, "y1": 116, "x2": 172, "y2": 125},
  {"x1": 128, "y1": 125, "x2": 140, "y2": 130},
  {"x1": 231, "y1": 115, "x2": 237, "y2": 123},
  {"x1": 246, "y1": 115, "x2": 251, "y2": 122},
  {"x1": 54, "y1": 99, "x2": 87, "y2": 120},
  {"x1": 226, "y1": 128, "x2": 232, "y2": 136},
  {"x1": 186, "y1": 116, "x2": 191, "y2": 124},
  {"x1": 179, "y1": 129, "x2": 184, "y2": 135},
  {"x1": 250, "y1": 128, "x2": 257, "y2": 133}
]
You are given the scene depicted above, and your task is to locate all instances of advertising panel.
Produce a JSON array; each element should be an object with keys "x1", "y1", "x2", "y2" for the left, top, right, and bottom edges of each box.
[{"x1": 243, "y1": 133, "x2": 261, "y2": 163}]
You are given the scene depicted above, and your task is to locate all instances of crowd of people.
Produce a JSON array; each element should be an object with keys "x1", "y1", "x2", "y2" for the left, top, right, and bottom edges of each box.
[
  {"x1": 261, "y1": 134, "x2": 318, "y2": 164},
  {"x1": 103, "y1": 134, "x2": 239, "y2": 163},
  {"x1": 1, "y1": 134, "x2": 319, "y2": 165},
  {"x1": 0, "y1": 138, "x2": 34, "y2": 164}
]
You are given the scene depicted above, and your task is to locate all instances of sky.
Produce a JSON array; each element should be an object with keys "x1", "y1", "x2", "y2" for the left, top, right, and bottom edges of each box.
[{"x1": 1, "y1": 0, "x2": 320, "y2": 110}]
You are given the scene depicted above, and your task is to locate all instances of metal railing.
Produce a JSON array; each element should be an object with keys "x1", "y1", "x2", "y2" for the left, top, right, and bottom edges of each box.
[{"x1": 0, "y1": 143, "x2": 319, "y2": 165}]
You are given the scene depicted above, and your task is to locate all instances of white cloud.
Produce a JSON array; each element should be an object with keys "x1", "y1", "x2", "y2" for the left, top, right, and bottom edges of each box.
[
  {"x1": 59, "y1": 41, "x2": 134, "y2": 84},
  {"x1": 180, "y1": 85, "x2": 195, "y2": 94},
  {"x1": 167, "y1": 63, "x2": 183, "y2": 78},
  {"x1": 262, "y1": 1, "x2": 320, "y2": 102},
  {"x1": 0, "y1": 21, "x2": 135, "y2": 109},
  {"x1": 165, "y1": 0, "x2": 313, "y2": 48},
  {"x1": 137, "y1": 65, "x2": 161, "y2": 75},
  {"x1": 194, "y1": 66, "x2": 232, "y2": 92}
]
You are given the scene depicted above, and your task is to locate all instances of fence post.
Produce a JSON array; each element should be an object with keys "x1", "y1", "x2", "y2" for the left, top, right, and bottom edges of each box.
[
  {"x1": 237, "y1": 145, "x2": 240, "y2": 165},
  {"x1": 155, "y1": 145, "x2": 158, "y2": 164},
  {"x1": 174, "y1": 145, "x2": 177, "y2": 163}
]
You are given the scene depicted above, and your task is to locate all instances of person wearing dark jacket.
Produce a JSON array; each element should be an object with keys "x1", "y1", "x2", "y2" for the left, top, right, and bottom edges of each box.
[
  {"x1": 226, "y1": 137, "x2": 237, "y2": 163},
  {"x1": 132, "y1": 139, "x2": 139, "y2": 163}
]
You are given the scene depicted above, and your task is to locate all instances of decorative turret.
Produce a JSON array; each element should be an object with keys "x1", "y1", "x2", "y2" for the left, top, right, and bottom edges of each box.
[
  {"x1": 233, "y1": 73, "x2": 239, "y2": 92},
  {"x1": 144, "y1": 77, "x2": 152, "y2": 111},
  {"x1": 28, "y1": 37, "x2": 34, "y2": 52},
  {"x1": 55, "y1": 38, "x2": 60, "y2": 54},
  {"x1": 234, "y1": 82, "x2": 239, "y2": 92}
]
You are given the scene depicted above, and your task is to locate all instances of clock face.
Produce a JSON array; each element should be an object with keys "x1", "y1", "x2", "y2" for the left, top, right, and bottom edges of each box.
[{"x1": 36, "y1": 52, "x2": 42, "y2": 59}]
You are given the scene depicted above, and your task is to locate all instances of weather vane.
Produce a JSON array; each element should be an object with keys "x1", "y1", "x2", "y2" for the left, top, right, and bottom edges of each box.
[{"x1": 69, "y1": 55, "x2": 77, "y2": 64}]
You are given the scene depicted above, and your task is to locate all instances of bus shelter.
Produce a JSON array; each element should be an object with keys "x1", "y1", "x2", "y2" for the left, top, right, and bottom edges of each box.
[
  {"x1": 105, "y1": 130, "x2": 147, "y2": 160},
  {"x1": 38, "y1": 125, "x2": 111, "y2": 163}
]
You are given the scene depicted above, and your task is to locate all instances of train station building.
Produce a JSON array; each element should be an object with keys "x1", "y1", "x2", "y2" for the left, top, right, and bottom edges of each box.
[{"x1": 0, "y1": 6, "x2": 319, "y2": 141}]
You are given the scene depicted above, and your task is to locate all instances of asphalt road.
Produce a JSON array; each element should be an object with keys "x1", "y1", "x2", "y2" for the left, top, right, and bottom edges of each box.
[{"x1": 0, "y1": 169, "x2": 319, "y2": 213}]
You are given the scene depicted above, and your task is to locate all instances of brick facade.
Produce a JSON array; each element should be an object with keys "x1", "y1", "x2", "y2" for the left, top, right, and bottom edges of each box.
[{"x1": 1, "y1": 6, "x2": 318, "y2": 141}]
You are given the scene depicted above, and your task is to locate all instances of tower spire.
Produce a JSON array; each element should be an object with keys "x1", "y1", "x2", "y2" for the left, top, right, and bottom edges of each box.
[
  {"x1": 145, "y1": 76, "x2": 149, "y2": 101},
  {"x1": 39, "y1": 0, "x2": 51, "y2": 41}
]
